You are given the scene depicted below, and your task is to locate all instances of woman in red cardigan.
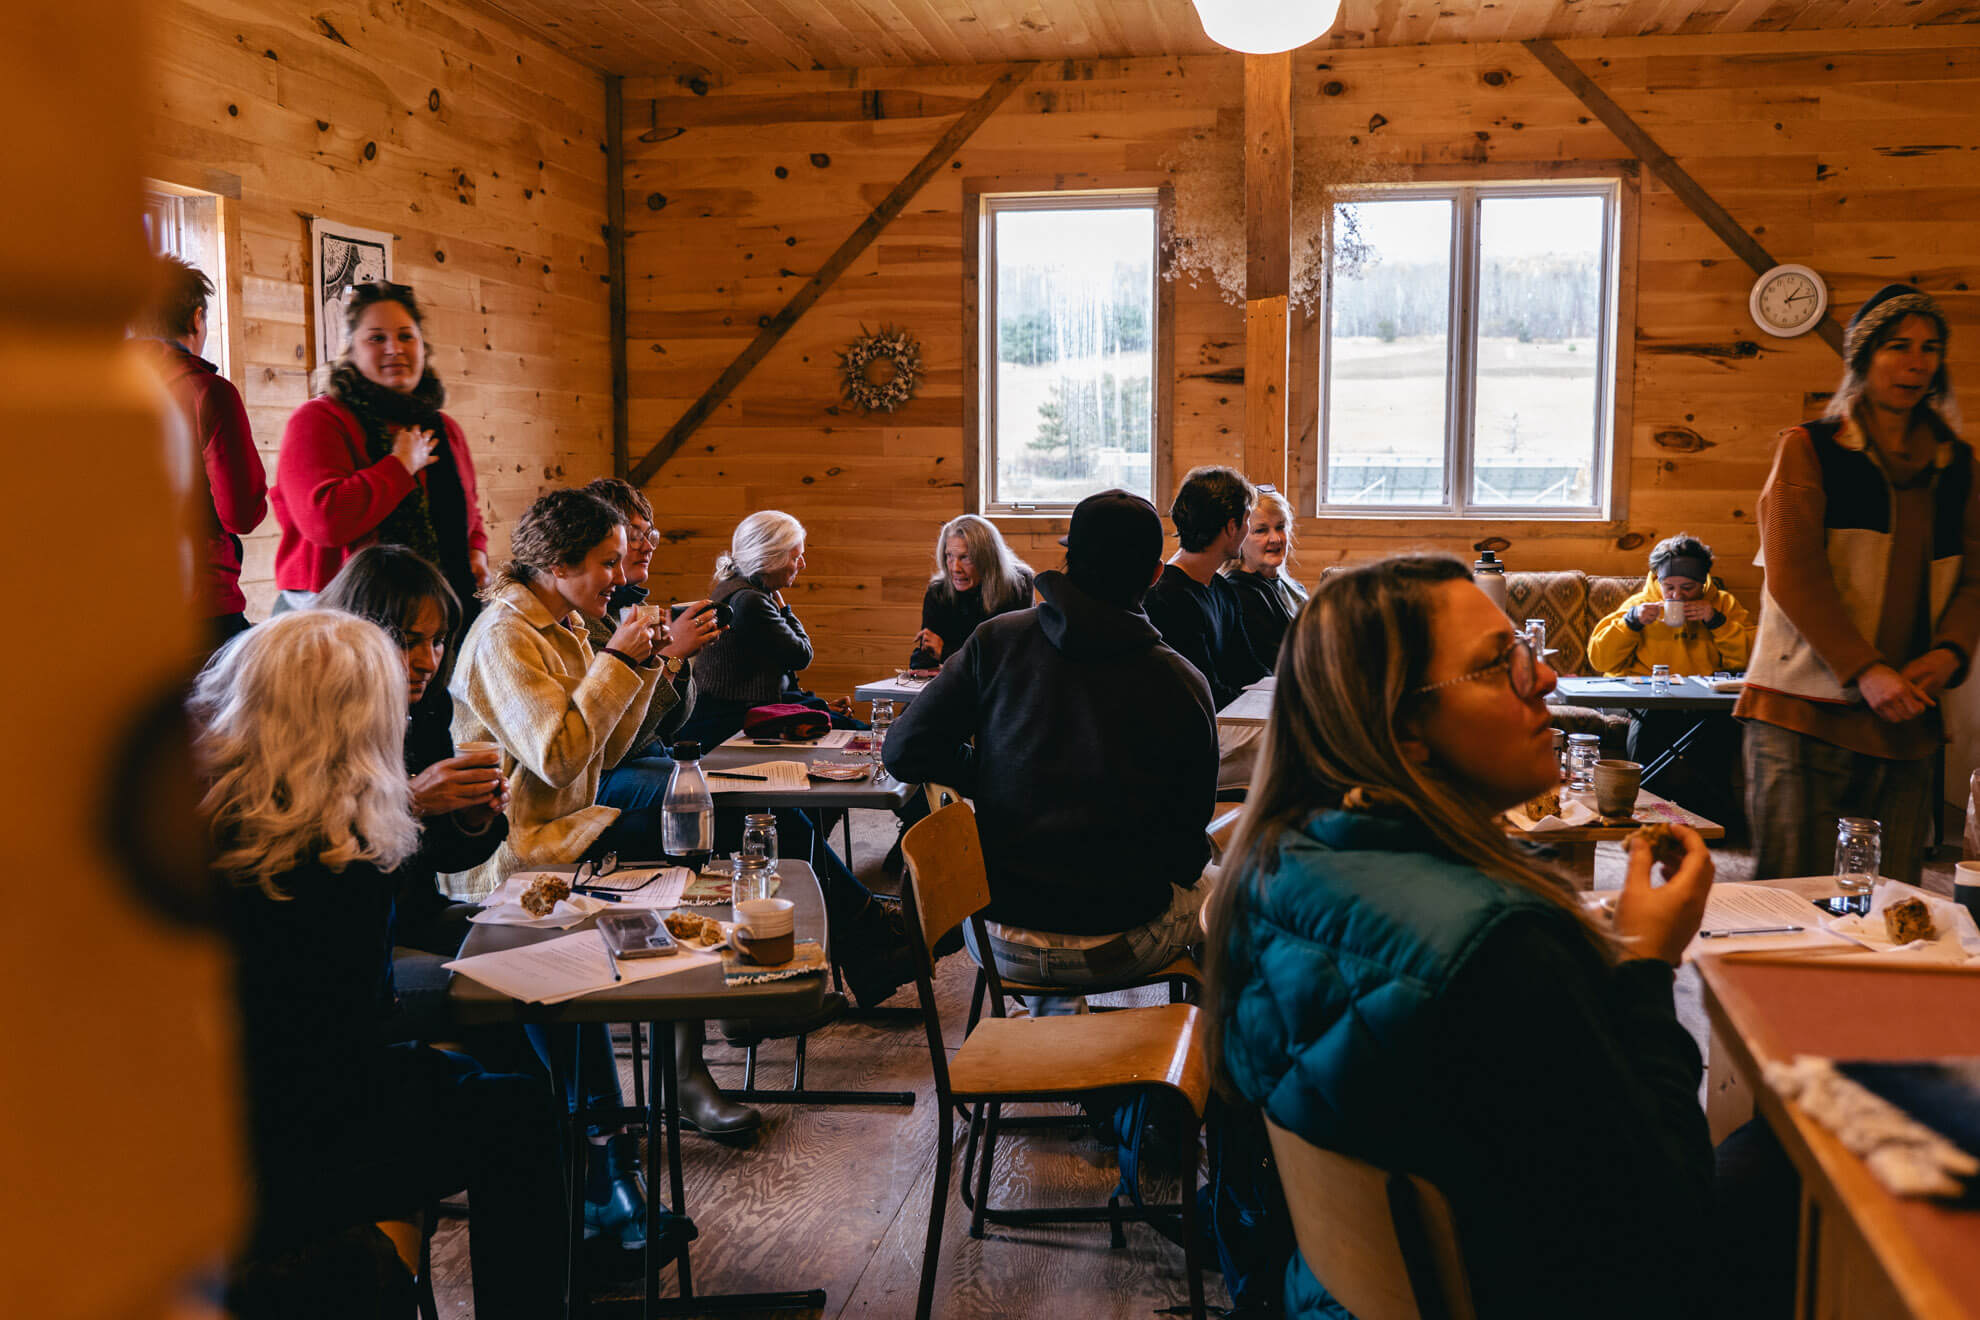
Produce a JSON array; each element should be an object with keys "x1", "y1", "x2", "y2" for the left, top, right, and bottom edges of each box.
[{"x1": 271, "y1": 281, "x2": 488, "y2": 616}]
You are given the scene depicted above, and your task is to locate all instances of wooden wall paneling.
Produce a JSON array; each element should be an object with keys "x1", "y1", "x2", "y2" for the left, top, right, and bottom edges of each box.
[
  {"x1": 144, "y1": 0, "x2": 616, "y2": 617},
  {"x1": 1244, "y1": 52, "x2": 1293, "y2": 492},
  {"x1": 607, "y1": 73, "x2": 631, "y2": 477}
]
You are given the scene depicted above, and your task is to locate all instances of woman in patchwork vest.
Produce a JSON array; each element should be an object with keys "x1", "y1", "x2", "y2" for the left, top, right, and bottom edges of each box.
[{"x1": 1738, "y1": 284, "x2": 1980, "y2": 884}]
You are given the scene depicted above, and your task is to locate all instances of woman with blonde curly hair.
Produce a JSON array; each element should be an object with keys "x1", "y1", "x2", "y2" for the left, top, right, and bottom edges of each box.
[
  {"x1": 1202, "y1": 554, "x2": 1797, "y2": 1318},
  {"x1": 1220, "y1": 487, "x2": 1308, "y2": 664},
  {"x1": 908, "y1": 513, "x2": 1035, "y2": 668},
  {"x1": 196, "y1": 610, "x2": 561, "y2": 1317}
]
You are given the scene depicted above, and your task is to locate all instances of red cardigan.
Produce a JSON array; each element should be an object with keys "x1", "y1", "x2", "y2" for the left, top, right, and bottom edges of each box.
[
  {"x1": 142, "y1": 341, "x2": 267, "y2": 615},
  {"x1": 271, "y1": 395, "x2": 487, "y2": 593}
]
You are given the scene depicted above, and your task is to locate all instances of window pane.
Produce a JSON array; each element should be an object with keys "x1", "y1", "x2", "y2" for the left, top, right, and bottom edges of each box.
[
  {"x1": 1325, "y1": 198, "x2": 1453, "y2": 507},
  {"x1": 1470, "y1": 194, "x2": 1606, "y2": 507},
  {"x1": 991, "y1": 205, "x2": 1155, "y2": 505}
]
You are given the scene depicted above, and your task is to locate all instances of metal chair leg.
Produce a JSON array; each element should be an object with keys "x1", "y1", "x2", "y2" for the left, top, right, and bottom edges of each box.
[
  {"x1": 629, "y1": 1022, "x2": 646, "y2": 1111},
  {"x1": 1180, "y1": 1119, "x2": 1205, "y2": 1320},
  {"x1": 915, "y1": 1094, "x2": 954, "y2": 1320},
  {"x1": 959, "y1": 1103, "x2": 984, "y2": 1212},
  {"x1": 969, "y1": 1101, "x2": 1000, "y2": 1239}
]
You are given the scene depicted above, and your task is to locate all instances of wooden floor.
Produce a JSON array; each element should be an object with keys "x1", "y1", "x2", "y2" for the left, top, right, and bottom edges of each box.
[{"x1": 430, "y1": 812, "x2": 1221, "y2": 1319}]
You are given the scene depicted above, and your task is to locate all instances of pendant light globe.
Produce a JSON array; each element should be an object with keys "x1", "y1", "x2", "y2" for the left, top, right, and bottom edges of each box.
[{"x1": 1190, "y1": 0, "x2": 1344, "y2": 54}]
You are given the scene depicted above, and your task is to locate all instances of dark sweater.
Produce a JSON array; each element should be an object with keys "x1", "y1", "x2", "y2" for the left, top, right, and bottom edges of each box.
[
  {"x1": 910, "y1": 571, "x2": 1035, "y2": 668},
  {"x1": 691, "y1": 574, "x2": 814, "y2": 707},
  {"x1": 1142, "y1": 564, "x2": 1270, "y2": 708},
  {"x1": 882, "y1": 570, "x2": 1217, "y2": 934},
  {"x1": 392, "y1": 708, "x2": 509, "y2": 953},
  {"x1": 1223, "y1": 569, "x2": 1308, "y2": 670}
]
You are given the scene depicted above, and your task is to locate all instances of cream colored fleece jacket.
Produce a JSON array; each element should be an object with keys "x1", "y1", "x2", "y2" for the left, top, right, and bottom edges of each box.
[{"x1": 445, "y1": 580, "x2": 677, "y2": 899}]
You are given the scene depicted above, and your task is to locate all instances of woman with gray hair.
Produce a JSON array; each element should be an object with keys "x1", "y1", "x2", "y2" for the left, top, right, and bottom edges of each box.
[
  {"x1": 196, "y1": 610, "x2": 562, "y2": 1317},
  {"x1": 678, "y1": 509, "x2": 861, "y2": 747},
  {"x1": 1738, "y1": 283, "x2": 1980, "y2": 885},
  {"x1": 909, "y1": 513, "x2": 1034, "y2": 668}
]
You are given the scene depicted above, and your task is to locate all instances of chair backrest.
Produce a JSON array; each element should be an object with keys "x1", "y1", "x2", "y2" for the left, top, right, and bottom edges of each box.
[
  {"x1": 1207, "y1": 805, "x2": 1245, "y2": 862},
  {"x1": 1262, "y1": 1118, "x2": 1475, "y2": 1320},
  {"x1": 924, "y1": 781, "x2": 963, "y2": 813},
  {"x1": 900, "y1": 800, "x2": 993, "y2": 959}
]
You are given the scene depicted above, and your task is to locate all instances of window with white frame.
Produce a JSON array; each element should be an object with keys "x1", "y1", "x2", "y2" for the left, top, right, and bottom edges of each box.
[
  {"x1": 141, "y1": 181, "x2": 232, "y2": 377},
  {"x1": 979, "y1": 191, "x2": 1161, "y2": 512},
  {"x1": 1320, "y1": 181, "x2": 1619, "y2": 517}
]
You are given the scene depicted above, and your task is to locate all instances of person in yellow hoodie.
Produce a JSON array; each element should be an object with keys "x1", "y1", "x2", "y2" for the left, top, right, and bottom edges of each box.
[{"x1": 1588, "y1": 533, "x2": 1752, "y2": 826}]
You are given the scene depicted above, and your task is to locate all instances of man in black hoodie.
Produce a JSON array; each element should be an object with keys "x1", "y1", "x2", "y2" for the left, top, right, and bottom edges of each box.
[{"x1": 883, "y1": 490, "x2": 1218, "y2": 1011}]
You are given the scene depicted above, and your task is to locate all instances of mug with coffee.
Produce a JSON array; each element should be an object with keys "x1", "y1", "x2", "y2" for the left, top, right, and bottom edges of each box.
[
  {"x1": 733, "y1": 897, "x2": 795, "y2": 966},
  {"x1": 1592, "y1": 759, "x2": 1642, "y2": 819}
]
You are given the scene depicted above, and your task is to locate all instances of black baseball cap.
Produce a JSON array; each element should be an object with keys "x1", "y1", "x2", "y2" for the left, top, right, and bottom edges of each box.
[{"x1": 1059, "y1": 488, "x2": 1164, "y2": 562}]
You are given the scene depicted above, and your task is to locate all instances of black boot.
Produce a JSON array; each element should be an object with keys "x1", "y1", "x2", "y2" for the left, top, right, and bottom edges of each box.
[
  {"x1": 675, "y1": 1021, "x2": 762, "y2": 1142},
  {"x1": 718, "y1": 990, "x2": 849, "y2": 1047}
]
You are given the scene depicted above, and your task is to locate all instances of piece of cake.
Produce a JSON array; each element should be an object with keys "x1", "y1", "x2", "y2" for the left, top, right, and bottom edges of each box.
[
  {"x1": 1634, "y1": 823, "x2": 1686, "y2": 870},
  {"x1": 1523, "y1": 787, "x2": 1561, "y2": 820},
  {"x1": 1883, "y1": 897, "x2": 1937, "y2": 944},
  {"x1": 519, "y1": 874, "x2": 570, "y2": 916}
]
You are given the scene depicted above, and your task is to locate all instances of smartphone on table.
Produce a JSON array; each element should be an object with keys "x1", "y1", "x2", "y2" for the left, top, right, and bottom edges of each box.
[{"x1": 598, "y1": 911, "x2": 678, "y2": 958}]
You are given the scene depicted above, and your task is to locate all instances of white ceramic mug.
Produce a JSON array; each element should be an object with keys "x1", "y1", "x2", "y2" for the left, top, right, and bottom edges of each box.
[
  {"x1": 1954, "y1": 861, "x2": 1980, "y2": 928},
  {"x1": 733, "y1": 897, "x2": 795, "y2": 965}
]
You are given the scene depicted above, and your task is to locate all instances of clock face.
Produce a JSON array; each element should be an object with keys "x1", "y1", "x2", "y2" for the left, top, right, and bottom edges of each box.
[{"x1": 1760, "y1": 272, "x2": 1820, "y2": 328}]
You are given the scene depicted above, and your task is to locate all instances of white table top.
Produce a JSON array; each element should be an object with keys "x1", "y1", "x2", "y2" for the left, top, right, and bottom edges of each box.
[
  {"x1": 1217, "y1": 685, "x2": 1274, "y2": 727},
  {"x1": 853, "y1": 673, "x2": 933, "y2": 707}
]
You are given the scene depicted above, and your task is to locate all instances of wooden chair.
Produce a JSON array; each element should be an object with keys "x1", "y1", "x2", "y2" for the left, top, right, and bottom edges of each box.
[
  {"x1": 1207, "y1": 805, "x2": 1244, "y2": 862},
  {"x1": 900, "y1": 801, "x2": 1210, "y2": 1320},
  {"x1": 1262, "y1": 1118, "x2": 1475, "y2": 1320}
]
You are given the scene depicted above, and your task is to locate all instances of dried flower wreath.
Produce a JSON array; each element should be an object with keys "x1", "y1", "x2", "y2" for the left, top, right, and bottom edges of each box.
[{"x1": 837, "y1": 324, "x2": 922, "y2": 413}]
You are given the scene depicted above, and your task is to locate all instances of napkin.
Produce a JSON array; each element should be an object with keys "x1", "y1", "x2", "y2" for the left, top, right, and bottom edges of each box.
[
  {"x1": 469, "y1": 872, "x2": 611, "y2": 929},
  {"x1": 1824, "y1": 880, "x2": 1980, "y2": 962},
  {"x1": 1506, "y1": 797, "x2": 1599, "y2": 831}
]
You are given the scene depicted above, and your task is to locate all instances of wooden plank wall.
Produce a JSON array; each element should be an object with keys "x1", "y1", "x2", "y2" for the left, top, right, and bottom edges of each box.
[
  {"x1": 141, "y1": 0, "x2": 615, "y2": 617},
  {"x1": 626, "y1": 26, "x2": 1980, "y2": 701}
]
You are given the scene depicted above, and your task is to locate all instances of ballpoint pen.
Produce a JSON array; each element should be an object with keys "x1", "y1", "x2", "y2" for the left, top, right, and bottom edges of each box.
[
  {"x1": 598, "y1": 930, "x2": 623, "y2": 983},
  {"x1": 1698, "y1": 925, "x2": 1802, "y2": 938},
  {"x1": 708, "y1": 771, "x2": 770, "y2": 780},
  {"x1": 572, "y1": 886, "x2": 624, "y2": 902}
]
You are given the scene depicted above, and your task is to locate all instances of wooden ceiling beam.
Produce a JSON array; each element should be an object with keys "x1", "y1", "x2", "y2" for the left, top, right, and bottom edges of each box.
[
  {"x1": 1244, "y1": 51, "x2": 1292, "y2": 492},
  {"x1": 627, "y1": 62, "x2": 1035, "y2": 487}
]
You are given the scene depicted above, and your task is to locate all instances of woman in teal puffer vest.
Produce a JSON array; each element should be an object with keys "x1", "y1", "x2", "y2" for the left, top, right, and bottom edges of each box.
[{"x1": 1204, "y1": 555, "x2": 1730, "y2": 1318}]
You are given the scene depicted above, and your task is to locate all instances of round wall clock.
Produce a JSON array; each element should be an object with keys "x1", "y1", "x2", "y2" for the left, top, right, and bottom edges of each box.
[{"x1": 1749, "y1": 263, "x2": 1829, "y2": 338}]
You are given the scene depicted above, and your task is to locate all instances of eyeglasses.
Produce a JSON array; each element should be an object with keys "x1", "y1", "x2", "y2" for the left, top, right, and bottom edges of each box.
[
  {"x1": 1410, "y1": 634, "x2": 1543, "y2": 701},
  {"x1": 627, "y1": 526, "x2": 660, "y2": 548},
  {"x1": 574, "y1": 852, "x2": 619, "y2": 887}
]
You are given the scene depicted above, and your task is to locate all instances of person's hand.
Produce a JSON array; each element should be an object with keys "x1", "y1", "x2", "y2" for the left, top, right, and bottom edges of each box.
[
  {"x1": 660, "y1": 601, "x2": 723, "y2": 660},
  {"x1": 1681, "y1": 599, "x2": 1715, "y2": 623},
  {"x1": 409, "y1": 754, "x2": 505, "y2": 818},
  {"x1": 606, "y1": 610, "x2": 657, "y2": 663},
  {"x1": 457, "y1": 774, "x2": 510, "y2": 830},
  {"x1": 391, "y1": 426, "x2": 439, "y2": 476},
  {"x1": 468, "y1": 548, "x2": 490, "y2": 589},
  {"x1": 1901, "y1": 648, "x2": 1960, "y2": 699},
  {"x1": 1612, "y1": 824, "x2": 1714, "y2": 965},
  {"x1": 828, "y1": 695, "x2": 854, "y2": 718},
  {"x1": 1635, "y1": 600, "x2": 1664, "y2": 626},
  {"x1": 1859, "y1": 662, "x2": 1934, "y2": 723},
  {"x1": 912, "y1": 628, "x2": 945, "y2": 661}
]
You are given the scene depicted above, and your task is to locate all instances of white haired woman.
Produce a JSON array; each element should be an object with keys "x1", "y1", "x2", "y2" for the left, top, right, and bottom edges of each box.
[
  {"x1": 195, "y1": 610, "x2": 562, "y2": 1318},
  {"x1": 679, "y1": 509, "x2": 862, "y2": 748},
  {"x1": 1220, "y1": 486, "x2": 1307, "y2": 665},
  {"x1": 908, "y1": 513, "x2": 1035, "y2": 668}
]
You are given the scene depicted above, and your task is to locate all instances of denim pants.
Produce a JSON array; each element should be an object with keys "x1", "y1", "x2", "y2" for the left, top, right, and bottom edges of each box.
[
  {"x1": 962, "y1": 883, "x2": 1204, "y2": 1016},
  {"x1": 1743, "y1": 719, "x2": 1935, "y2": 885}
]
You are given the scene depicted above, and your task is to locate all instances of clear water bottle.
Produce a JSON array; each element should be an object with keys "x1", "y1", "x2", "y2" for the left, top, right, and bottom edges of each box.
[
  {"x1": 1567, "y1": 733, "x2": 1601, "y2": 792},
  {"x1": 733, "y1": 812, "x2": 779, "y2": 909},
  {"x1": 662, "y1": 740, "x2": 714, "y2": 871},
  {"x1": 1650, "y1": 663, "x2": 1671, "y2": 696},
  {"x1": 1834, "y1": 817, "x2": 1882, "y2": 897},
  {"x1": 870, "y1": 698, "x2": 895, "y2": 776}
]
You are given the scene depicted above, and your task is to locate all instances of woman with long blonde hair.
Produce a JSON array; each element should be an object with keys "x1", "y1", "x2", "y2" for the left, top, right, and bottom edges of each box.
[
  {"x1": 909, "y1": 513, "x2": 1035, "y2": 667},
  {"x1": 196, "y1": 610, "x2": 562, "y2": 1318},
  {"x1": 1203, "y1": 554, "x2": 1748, "y2": 1318}
]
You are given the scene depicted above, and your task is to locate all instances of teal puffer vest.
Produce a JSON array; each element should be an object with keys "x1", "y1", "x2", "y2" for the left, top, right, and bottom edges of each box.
[{"x1": 1219, "y1": 808, "x2": 1577, "y2": 1319}]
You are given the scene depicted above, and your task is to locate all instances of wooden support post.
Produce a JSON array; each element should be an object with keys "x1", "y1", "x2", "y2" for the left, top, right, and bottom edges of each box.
[
  {"x1": 604, "y1": 74, "x2": 630, "y2": 479},
  {"x1": 1245, "y1": 52, "x2": 1293, "y2": 490},
  {"x1": 629, "y1": 64, "x2": 1034, "y2": 488},
  {"x1": 1523, "y1": 38, "x2": 1843, "y2": 358}
]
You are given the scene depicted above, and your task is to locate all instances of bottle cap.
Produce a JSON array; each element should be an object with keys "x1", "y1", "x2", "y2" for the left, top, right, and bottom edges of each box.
[{"x1": 670, "y1": 740, "x2": 703, "y2": 760}]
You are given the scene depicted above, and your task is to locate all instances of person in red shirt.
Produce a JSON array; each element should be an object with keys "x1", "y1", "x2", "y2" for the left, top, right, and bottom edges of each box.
[
  {"x1": 270, "y1": 281, "x2": 488, "y2": 626},
  {"x1": 133, "y1": 255, "x2": 266, "y2": 644}
]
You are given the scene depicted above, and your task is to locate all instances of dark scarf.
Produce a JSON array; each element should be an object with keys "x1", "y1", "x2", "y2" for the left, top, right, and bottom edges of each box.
[{"x1": 323, "y1": 363, "x2": 460, "y2": 577}]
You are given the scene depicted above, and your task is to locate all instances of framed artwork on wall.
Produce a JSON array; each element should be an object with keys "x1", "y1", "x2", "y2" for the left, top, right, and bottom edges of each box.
[{"x1": 308, "y1": 216, "x2": 395, "y2": 366}]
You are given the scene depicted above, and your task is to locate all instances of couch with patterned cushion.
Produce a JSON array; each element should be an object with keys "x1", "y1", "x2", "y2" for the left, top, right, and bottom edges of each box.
[{"x1": 1505, "y1": 569, "x2": 1647, "y2": 754}]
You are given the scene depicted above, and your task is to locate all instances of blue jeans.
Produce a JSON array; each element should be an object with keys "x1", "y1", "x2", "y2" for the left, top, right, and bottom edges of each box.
[{"x1": 962, "y1": 883, "x2": 1203, "y2": 1016}]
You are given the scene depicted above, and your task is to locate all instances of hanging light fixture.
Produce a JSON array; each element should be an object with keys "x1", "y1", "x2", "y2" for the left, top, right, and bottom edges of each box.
[{"x1": 1190, "y1": 0, "x2": 1344, "y2": 54}]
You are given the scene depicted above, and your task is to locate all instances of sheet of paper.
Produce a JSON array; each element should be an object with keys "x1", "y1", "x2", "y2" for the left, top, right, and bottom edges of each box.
[
  {"x1": 720, "y1": 729, "x2": 858, "y2": 749},
  {"x1": 1684, "y1": 885, "x2": 1856, "y2": 960},
  {"x1": 1561, "y1": 679, "x2": 1638, "y2": 694},
  {"x1": 446, "y1": 929, "x2": 718, "y2": 1004},
  {"x1": 707, "y1": 760, "x2": 811, "y2": 792}
]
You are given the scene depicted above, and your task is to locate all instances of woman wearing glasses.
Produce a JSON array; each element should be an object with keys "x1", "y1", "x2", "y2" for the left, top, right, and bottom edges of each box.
[
  {"x1": 271, "y1": 282, "x2": 488, "y2": 624},
  {"x1": 1202, "y1": 555, "x2": 1788, "y2": 1317}
]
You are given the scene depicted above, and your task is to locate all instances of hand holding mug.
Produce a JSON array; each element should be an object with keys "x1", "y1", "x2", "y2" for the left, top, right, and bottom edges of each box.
[
  {"x1": 410, "y1": 746, "x2": 504, "y2": 817},
  {"x1": 1635, "y1": 601, "x2": 1664, "y2": 626},
  {"x1": 1681, "y1": 599, "x2": 1715, "y2": 623},
  {"x1": 606, "y1": 610, "x2": 657, "y2": 663},
  {"x1": 660, "y1": 600, "x2": 723, "y2": 660}
]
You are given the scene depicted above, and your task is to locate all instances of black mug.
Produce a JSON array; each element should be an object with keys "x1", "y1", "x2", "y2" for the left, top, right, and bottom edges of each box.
[{"x1": 670, "y1": 599, "x2": 734, "y2": 630}]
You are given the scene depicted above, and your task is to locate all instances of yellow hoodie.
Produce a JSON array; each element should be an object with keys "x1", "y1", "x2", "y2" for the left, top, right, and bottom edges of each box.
[{"x1": 1587, "y1": 573, "x2": 1752, "y2": 677}]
